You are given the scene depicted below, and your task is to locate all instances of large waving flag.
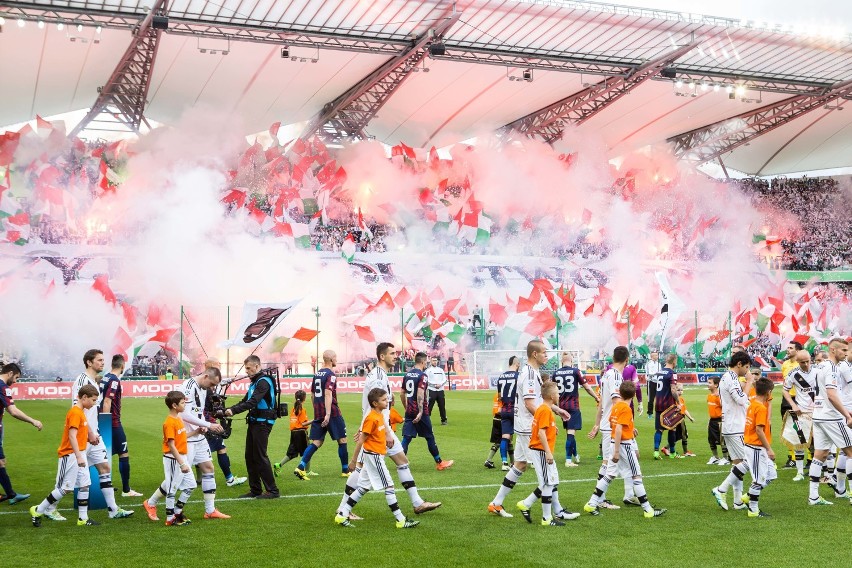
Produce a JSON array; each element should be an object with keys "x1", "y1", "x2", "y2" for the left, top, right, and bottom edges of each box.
[{"x1": 219, "y1": 300, "x2": 301, "y2": 348}]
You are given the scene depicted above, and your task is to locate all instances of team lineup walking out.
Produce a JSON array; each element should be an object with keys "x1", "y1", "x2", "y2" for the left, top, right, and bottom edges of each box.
[{"x1": 19, "y1": 336, "x2": 852, "y2": 533}]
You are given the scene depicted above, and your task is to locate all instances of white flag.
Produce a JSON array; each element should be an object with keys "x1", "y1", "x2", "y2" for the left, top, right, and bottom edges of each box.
[
  {"x1": 655, "y1": 272, "x2": 685, "y2": 351},
  {"x1": 219, "y1": 300, "x2": 300, "y2": 349}
]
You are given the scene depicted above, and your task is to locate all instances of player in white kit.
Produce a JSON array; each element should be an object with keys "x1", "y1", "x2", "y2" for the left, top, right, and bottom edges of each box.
[{"x1": 711, "y1": 350, "x2": 755, "y2": 511}]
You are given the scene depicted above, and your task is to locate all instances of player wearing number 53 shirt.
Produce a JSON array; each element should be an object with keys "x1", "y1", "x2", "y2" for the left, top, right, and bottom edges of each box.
[
  {"x1": 552, "y1": 352, "x2": 599, "y2": 467},
  {"x1": 401, "y1": 352, "x2": 454, "y2": 470}
]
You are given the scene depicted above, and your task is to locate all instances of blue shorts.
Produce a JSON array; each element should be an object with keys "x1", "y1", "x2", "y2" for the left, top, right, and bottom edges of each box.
[
  {"x1": 499, "y1": 412, "x2": 514, "y2": 436},
  {"x1": 111, "y1": 425, "x2": 128, "y2": 455},
  {"x1": 206, "y1": 434, "x2": 226, "y2": 452},
  {"x1": 402, "y1": 415, "x2": 434, "y2": 439},
  {"x1": 309, "y1": 415, "x2": 347, "y2": 441},
  {"x1": 562, "y1": 410, "x2": 582, "y2": 431}
]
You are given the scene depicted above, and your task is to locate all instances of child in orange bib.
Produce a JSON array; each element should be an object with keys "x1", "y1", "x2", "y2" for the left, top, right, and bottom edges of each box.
[
  {"x1": 527, "y1": 382, "x2": 578, "y2": 526},
  {"x1": 30, "y1": 384, "x2": 100, "y2": 527},
  {"x1": 145, "y1": 390, "x2": 203, "y2": 525},
  {"x1": 585, "y1": 380, "x2": 666, "y2": 518},
  {"x1": 334, "y1": 388, "x2": 419, "y2": 529},
  {"x1": 743, "y1": 377, "x2": 776, "y2": 518}
]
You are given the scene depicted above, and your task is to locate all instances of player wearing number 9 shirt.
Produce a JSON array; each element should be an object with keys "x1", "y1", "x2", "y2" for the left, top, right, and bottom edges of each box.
[
  {"x1": 401, "y1": 352, "x2": 454, "y2": 470},
  {"x1": 552, "y1": 352, "x2": 600, "y2": 467}
]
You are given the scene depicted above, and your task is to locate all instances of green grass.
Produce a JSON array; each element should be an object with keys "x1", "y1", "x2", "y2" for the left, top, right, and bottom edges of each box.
[{"x1": 0, "y1": 387, "x2": 844, "y2": 567}]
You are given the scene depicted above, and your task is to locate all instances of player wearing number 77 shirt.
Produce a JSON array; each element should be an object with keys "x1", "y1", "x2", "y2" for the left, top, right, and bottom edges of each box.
[
  {"x1": 401, "y1": 352, "x2": 454, "y2": 470},
  {"x1": 552, "y1": 352, "x2": 599, "y2": 467}
]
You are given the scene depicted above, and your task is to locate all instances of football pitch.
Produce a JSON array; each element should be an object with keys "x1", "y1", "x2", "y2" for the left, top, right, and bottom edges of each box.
[{"x1": 0, "y1": 388, "x2": 845, "y2": 567}]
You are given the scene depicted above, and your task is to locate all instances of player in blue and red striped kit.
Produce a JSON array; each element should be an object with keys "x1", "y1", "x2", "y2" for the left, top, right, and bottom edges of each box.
[
  {"x1": 294, "y1": 350, "x2": 349, "y2": 479},
  {"x1": 552, "y1": 352, "x2": 599, "y2": 467},
  {"x1": 401, "y1": 352, "x2": 454, "y2": 470},
  {"x1": 652, "y1": 353, "x2": 679, "y2": 459},
  {"x1": 0, "y1": 363, "x2": 43, "y2": 505},
  {"x1": 99, "y1": 354, "x2": 143, "y2": 497}
]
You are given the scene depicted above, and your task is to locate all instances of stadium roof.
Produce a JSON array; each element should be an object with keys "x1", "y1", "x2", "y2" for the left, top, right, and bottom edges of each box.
[{"x1": 1, "y1": 0, "x2": 852, "y2": 175}]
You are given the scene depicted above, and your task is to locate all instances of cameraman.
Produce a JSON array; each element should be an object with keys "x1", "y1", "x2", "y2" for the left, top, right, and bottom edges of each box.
[{"x1": 225, "y1": 355, "x2": 279, "y2": 499}]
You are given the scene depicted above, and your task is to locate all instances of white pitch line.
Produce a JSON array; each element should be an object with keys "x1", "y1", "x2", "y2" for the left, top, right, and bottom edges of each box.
[{"x1": 0, "y1": 469, "x2": 723, "y2": 517}]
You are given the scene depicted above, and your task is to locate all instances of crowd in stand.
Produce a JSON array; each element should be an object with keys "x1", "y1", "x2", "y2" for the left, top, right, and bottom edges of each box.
[{"x1": 736, "y1": 176, "x2": 852, "y2": 271}]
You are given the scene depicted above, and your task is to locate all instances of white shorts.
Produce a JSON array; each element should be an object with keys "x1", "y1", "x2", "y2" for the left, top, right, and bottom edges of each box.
[
  {"x1": 606, "y1": 442, "x2": 642, "y2": 478},
  {"x1": 85, "y1": 439, "x2": 109, "y2": 467},
  {"x1": 359, "y1": 451, "x2": 394, "y2": 491},
  {"x1": 813, "y1": 419, "x2": 852, "y2": 451},
  {"x1": 386, "y1": 430, "x2": 404, "y2": 457},
  {"x1": 56, "y1": 455, "x2": 91, "y2": 491},
  {"x1": 722, "y1": 433, "x2": 747, "y2": 461},
  {"x1": 743, "y1": 445, "x2": 774, "y2": 487},
  {"x1": 162, "y1": 455, "x2": 196, "y2": 495},
  {"x1": 530, "y1": 449, "x2": 559, "y2": 487},
  {"x1": 187, "y1": 439, "x2": 213, "y2": 466},
  {"x1": 513, "y1": 434, "x2": 532, "y2": 463},
  {"x1": 782, "y1": 412, "x2": 813, "y2": 447}
]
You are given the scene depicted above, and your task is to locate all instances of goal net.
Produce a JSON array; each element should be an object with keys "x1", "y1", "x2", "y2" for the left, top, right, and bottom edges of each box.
[{"x1": 471, "y1": 349, "x2": 586, "y2": 390}]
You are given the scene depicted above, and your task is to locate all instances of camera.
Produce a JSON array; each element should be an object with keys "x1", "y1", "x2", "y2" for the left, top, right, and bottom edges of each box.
[{"x1": 208, "y1": 392, "x2": 233, "y2": 439}]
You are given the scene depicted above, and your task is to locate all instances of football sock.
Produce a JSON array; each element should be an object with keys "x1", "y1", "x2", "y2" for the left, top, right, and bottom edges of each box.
[
  {"x1": 397, "y1": 463, "x2": 424, "y2": 508},
  {"x1": 591, "y1": 474, "x2": 614, "y2": 506},
  {"x1": 338, "y1": 444, "x2": 349, "y2": 472},
  {"x1": 118, "y1": 456, "x2": 131, "y2": 493},
  {"x1": 36, "y1": 488, "x2": 66, "y2": 514},
  {"x1": 99, "y1": 473, "x2": 118, "y2": 513},
  {"x1": 0, "y1": 467, "x2": 14, "y2": 496},
  {"x1": 566, "y1": 434, "x2": 577, "y2": 459},
  {"x1": 298, "y1": 444, "x2": 319, "y2": 470},
  {"x1": 339, "y1": 467, "x2": 361, "y2": 512},
  {"x1": 668, "y1": 431, "x2": 677, "y2": 452},
  {"x1": 217, "y1": 452, "x2": 233, "y2": 480},
  {"x1": 165, "y1": 491, "x2": 176, "y2": 522},
  {"x1": 623, "y1": 475, "x2": 636, "y2": 500},
  {"x1": 836, "y1": 454, "x2": 850, "y2": 495},
  {"x1": 148, "y1": 484, "x2": 167, "y2": 506},
  {"x1": 541, "y1": 486, "x2": 553, "y2": 520},
  {"x1": 718, "y1": 462, "x2": 746, "y2": 493},
  {"x1": 653, "y1": 431, "x2": 662, "y2": 450},
  {"x1": 425, "y1": 436, "x2": 441, "y2": 461},
  {"x1": 795, "y1": 451, "x2": 805, "y2": 475},
  {"x1": 340, "y1": 486, "x2": 368, "y2": 516},
  {"x1": 826, "y1": 454, "x2": 836, "y2": 473},
  {"x1": 809, "y1": 459, "x2": 824, "y2": 501},
  {"x1": 522, "y1": 487, "x2": 541, "y2": 509},
  {"x1": 551, "y1": 485, "x2": 564, "y2": 514},
  {"x1": 488, "y1": 443, "x2": 499, "y2": 462},
  {"x1": 499, "y1": 439, "x2": 508, "y2": 462},
  {"x1": 633, "y1": 479, "x2": 653, "y2": 513},
  {"x1": 279, "y1": 455, "x2": 294, "y2": 466},
  {"x1": 175, "y1": 488, "x2": 192, "y2": 516},
  {"x1": 77, "y1": 488, "x2": 89, "y2": 521},
  {"x1": 201, "y1": 472, "x2": 216, "y2": 514},
  {"x1": 747, "y1": 483, "x2": 762, "y2": 513},
  {"x1": 385, "y1": 488, "x2": 405, "y2": 522},
  {"x1": 492, "y1": 466, "x2": 523, "y2": 506}
]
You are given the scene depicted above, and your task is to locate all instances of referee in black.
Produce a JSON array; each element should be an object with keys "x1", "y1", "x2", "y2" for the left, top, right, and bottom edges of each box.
[{"x1": 225, "y1": 355, "x2": 280, "y2": 498}]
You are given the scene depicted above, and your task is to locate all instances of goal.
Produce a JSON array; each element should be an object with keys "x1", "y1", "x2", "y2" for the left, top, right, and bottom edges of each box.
[{"x1": 470, "y1": 349, "x2": 586, "y2": 390}]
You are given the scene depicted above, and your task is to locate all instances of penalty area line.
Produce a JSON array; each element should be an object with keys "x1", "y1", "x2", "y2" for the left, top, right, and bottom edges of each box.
[{"x1": 0, "y1": 469, "x2": 722, "y2": 516}]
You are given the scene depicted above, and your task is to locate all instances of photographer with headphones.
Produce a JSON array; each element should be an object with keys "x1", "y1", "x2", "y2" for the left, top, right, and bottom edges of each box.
[{"x1": 225, "y1": 355, "x2": 280, "y2": 499}]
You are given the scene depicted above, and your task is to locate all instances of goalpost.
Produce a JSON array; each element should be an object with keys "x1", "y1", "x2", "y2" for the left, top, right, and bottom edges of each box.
[{"x1": 471, "y1": 349, "x2": 587, "y2": 390}]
